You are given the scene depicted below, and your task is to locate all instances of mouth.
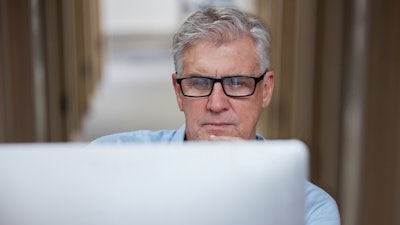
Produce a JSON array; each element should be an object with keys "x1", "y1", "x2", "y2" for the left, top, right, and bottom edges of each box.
[
  {"x1": 200, "y1": 121, "x2": 237, "y2": 138},
  {"x1": 203, "y1": 122, "x2": 234, "y2": 129}
]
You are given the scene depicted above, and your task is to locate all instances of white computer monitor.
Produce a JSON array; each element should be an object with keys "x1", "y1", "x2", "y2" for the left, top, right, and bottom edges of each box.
[{"x1": 0, "y1": 140, "x2": 308, "y2": 225}]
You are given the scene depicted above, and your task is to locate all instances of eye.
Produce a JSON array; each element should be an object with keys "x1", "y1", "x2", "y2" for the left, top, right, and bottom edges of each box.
[
  {"x1": 186, "y1": 77, "x2": 212, "y2": 89},
  {"x1": 224, "y1": 77, "x2": 251, "y2": 88}
]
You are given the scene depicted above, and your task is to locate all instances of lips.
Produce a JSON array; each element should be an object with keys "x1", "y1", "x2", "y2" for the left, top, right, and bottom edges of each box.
[
  {"x1": 202, "y1": 122, "x2": 235, "y2": 131},
  {"x1": 200, "y1": 117, "x2": 237, "y2": 131},
  {"x1": 203, "y1": 122, "x2": 232, "y2": 126}
]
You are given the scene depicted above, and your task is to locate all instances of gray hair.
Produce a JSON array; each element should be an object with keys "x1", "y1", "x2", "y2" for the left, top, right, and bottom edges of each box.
[{"x1": 172, "y1": 7, "x2": 271, "y2": 76}]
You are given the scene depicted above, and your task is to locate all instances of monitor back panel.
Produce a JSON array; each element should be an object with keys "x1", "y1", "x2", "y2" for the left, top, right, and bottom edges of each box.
[{"x1": 0, "y1": 141, "x2": 308, "y2": 225}]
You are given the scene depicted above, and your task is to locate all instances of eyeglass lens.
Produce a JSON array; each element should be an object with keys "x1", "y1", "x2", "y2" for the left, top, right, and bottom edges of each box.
[{"x1": 180, "y1": 76, "x2": 258, "y2": 97}]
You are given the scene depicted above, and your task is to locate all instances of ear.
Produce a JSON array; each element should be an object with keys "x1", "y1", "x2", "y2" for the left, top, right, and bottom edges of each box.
[
  {"x1": 172, "y1": 73, "x2": 184, "y2": 111},
  {"x1": 261, "y1": 71, "x2": 274, "y2": 108}
]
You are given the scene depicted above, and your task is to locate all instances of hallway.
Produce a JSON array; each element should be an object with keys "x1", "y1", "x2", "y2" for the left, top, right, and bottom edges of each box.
[{"x1": 75, "y1": 36, "x2": 184, "y2": 142}]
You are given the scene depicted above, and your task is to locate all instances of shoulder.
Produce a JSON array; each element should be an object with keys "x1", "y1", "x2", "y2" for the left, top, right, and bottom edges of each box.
[
  {"x1": 90, "y1": 129, "x2": 180, "y2": 144},
  {"x1": 305, "y1": 181, "x2": 341, "y2": 225},
  {"x1": 90, "y1": 125, "x2": 186, "y2": 144}
]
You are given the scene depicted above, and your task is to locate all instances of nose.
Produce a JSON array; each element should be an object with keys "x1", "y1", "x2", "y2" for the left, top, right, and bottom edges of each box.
[{"x1": 206, "y1": 82, "x2": 229, "y2": 112}]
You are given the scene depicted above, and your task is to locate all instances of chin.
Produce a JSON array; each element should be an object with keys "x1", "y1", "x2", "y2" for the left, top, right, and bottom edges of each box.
[{"x1": 208, "y1": 128, "x2": 236, "y2": 136}]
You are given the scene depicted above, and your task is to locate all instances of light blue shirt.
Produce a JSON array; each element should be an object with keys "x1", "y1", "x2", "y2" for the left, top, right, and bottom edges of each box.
[{"x1": 92, "y1": 125, "x2": 341, "y2": 225}]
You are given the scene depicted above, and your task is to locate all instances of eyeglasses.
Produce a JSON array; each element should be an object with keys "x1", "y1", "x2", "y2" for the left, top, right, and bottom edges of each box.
[{"x1": 176, "y1": 70, "x2": 268, "y2": 98}]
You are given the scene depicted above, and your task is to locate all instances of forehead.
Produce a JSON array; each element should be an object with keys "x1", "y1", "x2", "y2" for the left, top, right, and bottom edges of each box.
[{"x1": 181, "y1": 37, "x2": 259, "y2": 76}]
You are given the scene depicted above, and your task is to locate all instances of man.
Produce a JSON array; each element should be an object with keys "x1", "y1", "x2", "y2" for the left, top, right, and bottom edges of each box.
[{"x1": 92, "y1": 7, "x2": 340, "y2": 225}]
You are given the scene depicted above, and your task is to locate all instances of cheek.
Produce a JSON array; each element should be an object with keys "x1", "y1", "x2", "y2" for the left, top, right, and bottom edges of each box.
[
  {"x1": 182, "y1": 100, "x2": 206, "y2": 120},
  {"x1": 235, "y1": 99, "x2": 263, "y2": 124}
]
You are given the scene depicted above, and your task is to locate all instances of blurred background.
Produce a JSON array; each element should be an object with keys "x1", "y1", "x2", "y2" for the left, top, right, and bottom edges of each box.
[{"x1": 0, "y1": 0, "x2": 399, "y2": 225}]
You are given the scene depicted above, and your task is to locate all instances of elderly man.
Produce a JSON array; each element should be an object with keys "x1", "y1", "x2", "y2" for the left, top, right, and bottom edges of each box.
[{"x1": 92, "y1": 7, "x2": 340, "y2": 225}]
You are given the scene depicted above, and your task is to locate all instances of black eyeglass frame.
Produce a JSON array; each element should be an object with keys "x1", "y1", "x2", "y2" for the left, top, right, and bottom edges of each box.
[{"x1": 175, "y1": 69, "x2": 268, "y2": 98}]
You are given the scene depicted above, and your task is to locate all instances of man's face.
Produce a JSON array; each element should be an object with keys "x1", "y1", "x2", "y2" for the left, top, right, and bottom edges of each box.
[{"x1": 172, "y1": 37, "x2": 274, "y2": 141}]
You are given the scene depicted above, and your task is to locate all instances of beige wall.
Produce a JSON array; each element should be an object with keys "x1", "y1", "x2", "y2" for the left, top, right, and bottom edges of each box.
[
  {"x1": 256, "y1": 0, "x2": 400, "y2": 225},
  {"x1": 0, "y1": 0, "x2": 102, "y2": 142}
]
